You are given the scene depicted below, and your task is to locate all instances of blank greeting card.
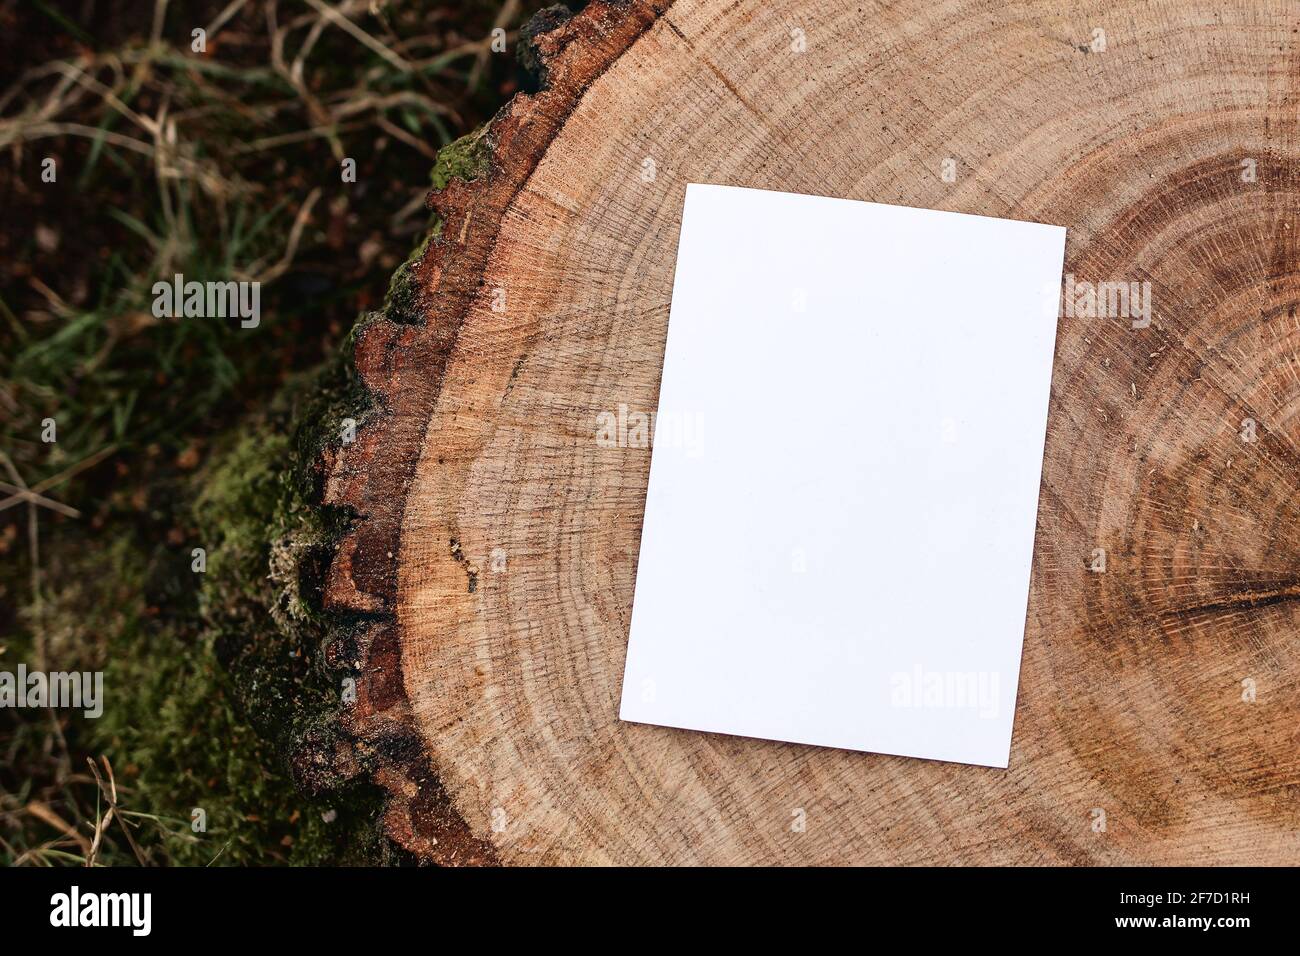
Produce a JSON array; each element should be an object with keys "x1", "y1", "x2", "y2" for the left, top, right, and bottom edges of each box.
[{"x1": 619, "y1": 183, "x2": 1066, "y2": 768}]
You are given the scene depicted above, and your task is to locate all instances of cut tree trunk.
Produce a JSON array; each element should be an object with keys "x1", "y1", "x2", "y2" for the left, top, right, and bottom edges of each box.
[{"x1": 313, "y1": 0, "x2": 1300, "y2": 864}]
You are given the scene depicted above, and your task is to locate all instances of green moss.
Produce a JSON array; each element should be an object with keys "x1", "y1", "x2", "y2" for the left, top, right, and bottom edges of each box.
[
  {"x1": 1, "y1": 371, "x2": 388, "y2": 867},
  {"x1": 428, "y1": 127, "x2": 491, "y2": 191},
  {"x1": 379, "y1": 128, "x2": 491, "y2": 326},
  {"x1": 187, "y1": 371, "x2": 390, "y2": 850},
  {"x1": 0, "y1": 547, "x2": 379, "y2": 866},
  {"x1": 380, "y1": 233, "x2": 433, "y2": 326}
]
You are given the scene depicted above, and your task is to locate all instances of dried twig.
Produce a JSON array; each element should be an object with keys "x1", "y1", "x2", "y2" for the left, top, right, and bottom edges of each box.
[
  {"x1": 301, "y1": 0, "x2": 412, "y2": 73},
  {"x1": 87, "y1": 757, "x2": 150, "y2": 867},
  {"x1": 245, "y1": 187, "x2": 322, "y2": 283}
]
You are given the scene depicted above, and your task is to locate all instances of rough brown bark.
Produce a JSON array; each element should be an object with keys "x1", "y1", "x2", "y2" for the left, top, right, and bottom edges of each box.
[{"x1": 310, "y1": 0, "x2": 1300, "y2": 864}]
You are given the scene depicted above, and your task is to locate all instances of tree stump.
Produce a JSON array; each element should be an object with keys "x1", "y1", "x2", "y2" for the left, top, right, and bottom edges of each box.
[{"x1": 316, "y1": 0, "x2": 1300, "y2": 864}]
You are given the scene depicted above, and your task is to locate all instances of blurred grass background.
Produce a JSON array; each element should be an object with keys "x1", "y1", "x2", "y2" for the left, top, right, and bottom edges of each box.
[{"x1": 0, "y1": 0, "x2": 551, "y2": 865}]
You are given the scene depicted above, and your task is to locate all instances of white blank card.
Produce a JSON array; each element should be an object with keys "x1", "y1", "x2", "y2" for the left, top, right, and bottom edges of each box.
[{"x1": 619, "y1": 183, "x2": 1066, "y2": 768}]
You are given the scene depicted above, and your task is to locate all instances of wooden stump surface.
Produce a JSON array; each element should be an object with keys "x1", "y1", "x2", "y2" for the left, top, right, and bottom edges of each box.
[{"x1": 320, "y1": 0, "x2": 1300, "y2": 864}]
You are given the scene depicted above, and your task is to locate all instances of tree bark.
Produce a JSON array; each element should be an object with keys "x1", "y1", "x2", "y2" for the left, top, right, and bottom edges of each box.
[{"x1": 307, "y1": 0, "x2": 1300, "y2": 864}]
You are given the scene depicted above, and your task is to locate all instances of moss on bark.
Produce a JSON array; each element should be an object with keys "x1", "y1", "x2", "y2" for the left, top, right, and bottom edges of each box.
[
  {"x1": 182, "y1": 125, "x2": 504, "y2": 859},
  {"x1": 2, "y1": 126, "x2": 497, "y2": 865}
]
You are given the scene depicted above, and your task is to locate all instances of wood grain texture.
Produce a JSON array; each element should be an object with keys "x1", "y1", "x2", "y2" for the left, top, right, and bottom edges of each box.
[{"x1": 319, "y1": 0, "x2": 1300, "y2": 864}]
